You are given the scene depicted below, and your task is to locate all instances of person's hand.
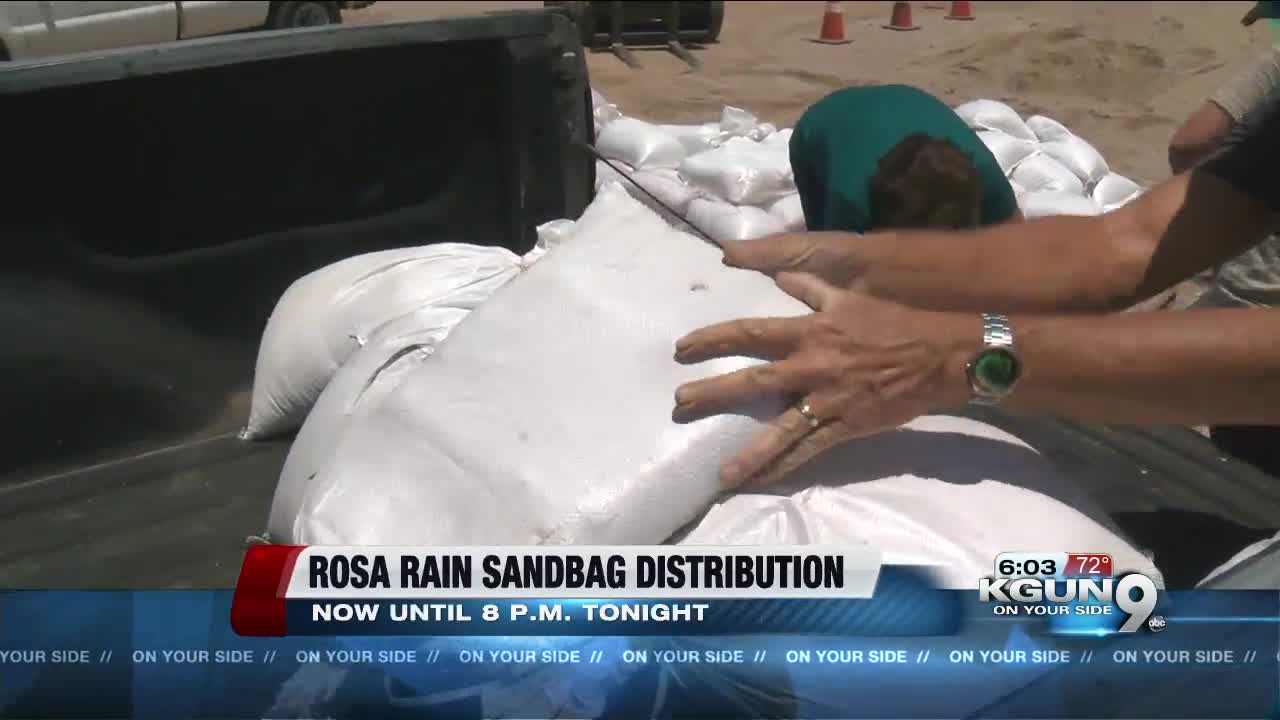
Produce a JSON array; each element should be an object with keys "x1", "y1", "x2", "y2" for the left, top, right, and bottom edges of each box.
[
  {"x1": 672, "y1": 272, "x2": 979, "y2": 489},
  {"x1": 719, "y1": 231, "x2": 866, "y2": 287}
]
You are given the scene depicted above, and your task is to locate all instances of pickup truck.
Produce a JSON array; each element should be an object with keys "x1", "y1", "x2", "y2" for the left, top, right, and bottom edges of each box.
[
  {"x1": 0, "y1": 0, "x2": 374, "y2": 60},
  {"x1": 0, "y1": 9, "x2": 1277, "y2": 597}
]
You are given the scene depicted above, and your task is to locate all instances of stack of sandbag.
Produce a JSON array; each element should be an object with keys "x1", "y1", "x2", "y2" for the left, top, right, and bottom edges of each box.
[
  {"x1": 591, "y1": 91, "x2": 1150, "y2": 242},
  {"x1": 270, "y1": 184, "x2": 1165, "y2": 592},
  {"x1": 272, "y1": 182, "x2": 809, "y2": 544},
  {"x1": 955, "y1": 99, "x2": 1146, "y2": 219},
  {"x1": 590, "y1": 91, "x2": 802, "y2": 242}
]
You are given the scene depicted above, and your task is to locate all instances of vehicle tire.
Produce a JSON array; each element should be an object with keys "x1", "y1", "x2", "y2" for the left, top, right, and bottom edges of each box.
[{"x1": 267, "y1": 1, "x2": 343, "y2": 29}]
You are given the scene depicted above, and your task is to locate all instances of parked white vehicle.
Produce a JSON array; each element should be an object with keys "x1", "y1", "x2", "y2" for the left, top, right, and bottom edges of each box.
[{"x1": 0, "y1": 1, "x2": 375, "y2": 60}]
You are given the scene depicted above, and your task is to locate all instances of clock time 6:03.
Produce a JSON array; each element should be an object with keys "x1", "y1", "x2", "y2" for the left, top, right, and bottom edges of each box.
[{"x1": 993, "y1": 553, "x2": 1114, "y2": 579}]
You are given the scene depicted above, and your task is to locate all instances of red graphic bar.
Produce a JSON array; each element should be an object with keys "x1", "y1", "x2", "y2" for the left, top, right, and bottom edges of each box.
[{"x1": 230, "y1": 545, "x2": 306, "y2": 636}]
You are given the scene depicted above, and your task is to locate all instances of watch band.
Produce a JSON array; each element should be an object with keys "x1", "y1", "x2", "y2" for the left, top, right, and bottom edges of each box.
[{"x1": 982, "y1": 314, "x2": 1014, "y2": 350}]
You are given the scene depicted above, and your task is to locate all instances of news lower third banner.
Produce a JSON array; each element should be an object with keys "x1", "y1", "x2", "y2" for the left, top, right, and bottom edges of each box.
[
  {"x1": 233, "y1": 545, "x2": 900, "y2": 637},
  {"x1": 0, "y1": 547, "x2": 1274, "y2": 719}
]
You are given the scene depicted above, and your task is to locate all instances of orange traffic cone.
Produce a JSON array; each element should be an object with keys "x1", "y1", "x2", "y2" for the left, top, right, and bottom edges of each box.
[
  {"x1": 946, "y1": 0, "x2": 975, "y2": 20},
  {"x1": 813, "y1": 2, "x2": 853, "y2": 44},
  {"x1": 884, "y1": 2, "x2": 920, "y2": 31}
]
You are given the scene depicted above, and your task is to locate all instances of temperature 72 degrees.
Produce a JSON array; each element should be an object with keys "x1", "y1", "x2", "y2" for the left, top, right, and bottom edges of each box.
[{"x1": 1066, "y1": 554, "x2": 1112, "y2": 577}]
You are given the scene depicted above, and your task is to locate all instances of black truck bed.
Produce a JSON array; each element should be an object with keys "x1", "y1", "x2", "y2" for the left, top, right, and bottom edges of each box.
[
  {"x1": 0, "y1": 11, "x2": 591, "y2": 586},
  {"x1": 1, "y1": 10, "x2": 1276, "y2": 592}
]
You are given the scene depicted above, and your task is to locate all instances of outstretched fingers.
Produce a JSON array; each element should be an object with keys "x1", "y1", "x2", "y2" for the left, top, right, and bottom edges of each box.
[
  {"x1": 673, "y1": 359, "x2": 826, "y2": 423},
  {"x1": 675, "y1": 316, "x2": 809, "y2": 364}
]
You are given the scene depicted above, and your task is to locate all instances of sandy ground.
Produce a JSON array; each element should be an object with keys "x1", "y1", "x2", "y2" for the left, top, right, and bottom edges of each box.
[
  {"x1": 348, "y1": 1, "x2": 1274, "y2": 184},
  {"x1": 346, "y1": 1, "x2": 1275, "y2": 311}
]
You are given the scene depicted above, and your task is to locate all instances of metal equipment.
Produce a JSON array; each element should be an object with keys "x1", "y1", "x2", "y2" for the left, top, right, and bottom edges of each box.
[{"x1": 544, "y1": 1, "x2": 724, "y2": 68}]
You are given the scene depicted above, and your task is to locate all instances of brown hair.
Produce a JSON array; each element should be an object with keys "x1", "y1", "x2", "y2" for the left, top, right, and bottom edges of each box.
[{"x1": 868, "y1": 133, "x2": 984, "y2": 230}]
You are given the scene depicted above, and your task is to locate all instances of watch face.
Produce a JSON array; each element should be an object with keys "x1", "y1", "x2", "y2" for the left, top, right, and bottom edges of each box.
[{"x1": 973, "y1": 348, "x2": 1021, "y2": 393}]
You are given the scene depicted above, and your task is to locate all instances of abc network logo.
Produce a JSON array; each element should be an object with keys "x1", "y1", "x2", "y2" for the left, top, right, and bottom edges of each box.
[{"x1": 978, "y1": 572, "x2": 1160, "y2": 633}]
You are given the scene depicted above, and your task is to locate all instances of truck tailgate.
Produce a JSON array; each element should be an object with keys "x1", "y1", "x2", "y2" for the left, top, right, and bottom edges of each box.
[{"x1": 0, "y1": 12, "x2": 591, "y2": 586}]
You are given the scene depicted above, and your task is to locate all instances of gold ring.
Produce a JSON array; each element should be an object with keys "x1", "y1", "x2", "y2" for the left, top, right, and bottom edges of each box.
[{"x1": 798, "y1": 403, "x2": 821, "y2": 429}]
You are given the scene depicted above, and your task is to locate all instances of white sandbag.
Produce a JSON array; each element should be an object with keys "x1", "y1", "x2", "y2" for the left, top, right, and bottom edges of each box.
[
  {"x1": 267, "y1": 305, "x2": 468, "y2": 540},
  {"x1": 718, "y1": 105, "x2": 760, "y2": 136},
  {"x1": 596, "y1": 117, "x2": 687, "y2": 170},
  {"x1": 1039, "y1": 134, "x2": 1110, "y2": 187},
  {"x1": 1009, "y1": 153, "x2": 1085, "y2": 195},
  {"x1": 1009, "y1": 179, "x2": 1027, "y2": 197},
  {"x1": 976, "y1": 130, "x2": 1040, "y2": 176},
  {"x1": 763, "y1": 128, "x2": 793, "y2": 146},
  {"x1": 594, "y1": 159, "x2": 634, "y2": 190},
  {"x1": 579, "y1": 179, "x2": 654, "y2": 234},
  {"x1": 677, "y1": 417, "x2": 1163, "y2": 590},
  {"x1": 659, "y1": 118, "x2": 776, "y2": 152},
  {"x1": 1091, "y1": 172, "x2": 1142, "y2": 208},
  {"x1": 623, "y1": 168, "x2": 701, "y2": 221},
  {"x1": 591, "y1": 88, "x2": 622, "y2": 134},
  {"x1": 658, "y1": 122, "x2": 726, "y2": 156},
  {"x1": 595, "y1": 162, "x2": 701, "y2": 227},
  {"x1": 1025, "y1": 114, "x2": 1073, "y2": 144},
  {"x1": 687, "y1": 198, "x2": 786, "y2": 242},
  {"x1": 1199, "y1": 531, "x2": 1280, "y2": 586},
  {"x1": 290, "y1": 184, "x2": 811, "y2": 545},
  {"x1": 767, "y1": 193, "x2": 806, "y2": 231},
  {"x1": 535, "y1": 218, "x2": 577, "y2": 251},
  {"x1": 954, "y1": 99, "x2": 1036, "y2": 141},
  {"x1": 521, "y1": 218, "x2": 579, "y2": 265},
  {"x1": 1018, "y1": 190, "x2": 1103, "y2": 219},
  {"x1": 679, "y1": 137, "x2": 795, "y2": 206},
  {"x1": 243, "y1": 244, "x2": 525, "y2": 439},
  {"x1": 749, "y1": 122, "x2": 779, "y2": 142}
]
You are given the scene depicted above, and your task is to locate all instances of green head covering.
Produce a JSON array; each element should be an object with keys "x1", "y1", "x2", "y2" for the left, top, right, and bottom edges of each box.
[{"x1": 788, "y1": 85, "x2": 1017, "y2": 233}]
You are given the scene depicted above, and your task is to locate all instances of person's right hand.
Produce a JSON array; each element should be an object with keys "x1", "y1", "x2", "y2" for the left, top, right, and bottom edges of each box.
[{"x1": 719, "y1": 231, "x2": 866, "y2": 287}]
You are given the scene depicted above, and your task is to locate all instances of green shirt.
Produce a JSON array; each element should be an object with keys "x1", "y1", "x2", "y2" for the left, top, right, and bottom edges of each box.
[
  {"x1": 1253, "y1": 0, "x2": 1280, "y2": 19},
  {"x1": 789, "y1": 84, "x2": 1017, "y2": 232}
]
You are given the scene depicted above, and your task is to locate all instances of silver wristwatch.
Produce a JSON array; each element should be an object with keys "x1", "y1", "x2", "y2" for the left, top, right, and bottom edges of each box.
[{"x1": 965, "y1": 314, "x2": 1022, "y2": 405}]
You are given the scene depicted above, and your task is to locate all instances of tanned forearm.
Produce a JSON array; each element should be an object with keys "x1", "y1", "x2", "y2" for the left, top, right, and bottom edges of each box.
[
  {"x1": 849, "y1": 172, "x2": 1275, "y2": 314},
  {"x1": 935, "y1": 307, "x2": 1280, "y2": 426},
  {"x1": 852, "y1": 213, "x2": 1122, "y2": 313}
]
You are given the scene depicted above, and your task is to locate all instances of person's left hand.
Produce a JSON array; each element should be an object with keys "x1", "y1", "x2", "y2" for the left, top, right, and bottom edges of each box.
[{"x1": 672, "y1": 272, "x2": 979, "y2": 489}]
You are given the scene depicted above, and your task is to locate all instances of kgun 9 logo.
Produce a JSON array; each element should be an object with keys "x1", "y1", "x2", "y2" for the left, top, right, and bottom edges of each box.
[{"x1": 978, "y1": 573, "x2": 1160, "y2": 633}]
